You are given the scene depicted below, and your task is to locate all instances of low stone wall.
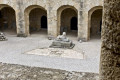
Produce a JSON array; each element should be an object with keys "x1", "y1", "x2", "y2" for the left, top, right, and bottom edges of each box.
[{"x1": 0, "y1": 62, "x2": 99, "y2": 80}]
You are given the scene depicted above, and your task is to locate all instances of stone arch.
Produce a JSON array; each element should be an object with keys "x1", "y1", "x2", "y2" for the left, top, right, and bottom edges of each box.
[
  {"x1": 24, "y1": 5, "x2": 47, "y2": 35},
  {"x1": 0, "y1": 4, "x2": 15, "y2": 10},
  {"x1": 57, "y1": 5, "x2": 78, "y2": 35},
  {"x1": 88, "y1": 6, "x2": 103, "y2": 39},
  {"x1": 0, "y1": 4, "x2": 17, "y2": 34}
]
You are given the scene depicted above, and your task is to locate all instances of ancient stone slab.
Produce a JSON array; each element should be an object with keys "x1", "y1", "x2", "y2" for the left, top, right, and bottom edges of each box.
[{"x1": 25, "y1": 48, "x2": 84, "y2": 59}]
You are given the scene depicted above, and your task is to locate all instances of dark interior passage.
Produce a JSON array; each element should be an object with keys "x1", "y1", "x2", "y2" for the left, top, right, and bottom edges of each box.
[
  {"x1": 100, "y1": 20, "x2": 102, "y2": 32},
  {"x1": 71, "y1": 17, "x2": 78, "y2": 30},
  {"x1": 0, "y1": 11, "x2": 2, "y2": 18},
  {"x1": 41, "y1": 16, "x2": 47, "y2": 29}
]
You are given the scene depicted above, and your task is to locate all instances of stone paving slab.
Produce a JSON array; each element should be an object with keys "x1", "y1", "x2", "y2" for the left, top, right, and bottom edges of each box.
[{"x1": 25, "y1": 48, "x2": 84, "y2": 59}]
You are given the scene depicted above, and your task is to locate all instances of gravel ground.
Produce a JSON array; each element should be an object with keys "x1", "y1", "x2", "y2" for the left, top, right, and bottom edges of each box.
[
  {"x1": 0, "y1": 62, "x2": 99, "y2": 80},
  {"x1": 0, "y1": 31, "x2": 101, "y2": 74}
]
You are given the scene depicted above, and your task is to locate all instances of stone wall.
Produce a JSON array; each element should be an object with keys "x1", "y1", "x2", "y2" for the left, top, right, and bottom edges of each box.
[
  {"x1": 0, "y1": 0, "x2": 103, "y2": 41},
  {"x1": 0, "y1": 62, "x2": 99, "y2": 80}
]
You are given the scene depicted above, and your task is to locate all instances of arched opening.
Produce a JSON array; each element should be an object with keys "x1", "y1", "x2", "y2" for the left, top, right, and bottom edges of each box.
[
  {"x1": 71, "y1": 17, "x2": 78, "y2": 30},
  {"x1": 41, "y1": 16, "x2": 47, "y2": 29},
  {"x1": 24, "y1": 5, "x2": 47, "y2": 36},
  {"x1": 29, "y1": 8, "x2": 47, "y2": 34},
  {"x1": 91, "y1": 9, "x2": 102, "y2": 39},
  {"x1": 0, "y1": 6, "x2": 16, "y2": 35},
  {"x1": 88, "y1": 6, "x2": 103, "y2": 40},
  {"x1": 57, "y1": 5, "x2": 78, "y2": 38}
]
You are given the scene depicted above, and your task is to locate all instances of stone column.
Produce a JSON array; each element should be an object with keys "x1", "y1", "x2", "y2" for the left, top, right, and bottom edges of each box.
[
  {"x1": 82, "y1": 10, "x2": 89, "y2": 41},
  {"x1": 78, "y1": 1, "x2": 88, "y2": 41},
  {"x1": 47, "y1": 4, "x2": 58, "y2": 38},
  {"x1": 100, "y1": 0, "x2": 120, "y2": 80},
  {"x1": 16, "y1": 1, "x2": 27, "y2": 37}
]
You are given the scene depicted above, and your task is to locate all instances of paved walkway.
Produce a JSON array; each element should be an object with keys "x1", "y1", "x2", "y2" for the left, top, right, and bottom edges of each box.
[{"x1": 0, "y1": 32, "x2": 101, "y2": 73}]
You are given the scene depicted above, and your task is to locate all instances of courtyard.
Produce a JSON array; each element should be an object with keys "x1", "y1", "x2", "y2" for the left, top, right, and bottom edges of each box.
[
  {"x1": 0, "y1": 0, "x2": 119, "y2": 79},
  {"x1": 0, "y1": 31, "x2": 101, "y2": 74}
]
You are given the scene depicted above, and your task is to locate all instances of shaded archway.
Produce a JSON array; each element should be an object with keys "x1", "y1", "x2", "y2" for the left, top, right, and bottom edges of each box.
[
  {"x1": 57, "y1": 5, "x2": 78, "y2": 37},
  {"x1": 0, "y1": 5, "x2": 16, "y2": 35},
  {"x1": 24, "y1": 5, "x2": 47, "y2": 35},
  {"x1": 88, "y1": 6, "x2": 103, "y2": 40},
  {"x1": 91, "y1": 9, "x2": 102, "y2": 38}
]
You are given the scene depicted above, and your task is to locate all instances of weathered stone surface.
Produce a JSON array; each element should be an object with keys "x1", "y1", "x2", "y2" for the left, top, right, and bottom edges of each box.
[
  {"x1": 0, "y1": 62, "x2": 99, "y2": 80},
  {"x1": 100, "y1": 0, "x2": 120, "y2": 80}
]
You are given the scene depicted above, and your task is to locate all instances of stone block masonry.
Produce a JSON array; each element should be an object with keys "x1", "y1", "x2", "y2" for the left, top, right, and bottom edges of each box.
[{"x1": 0, "y1": 0, "x2": 103, "y2": 41}]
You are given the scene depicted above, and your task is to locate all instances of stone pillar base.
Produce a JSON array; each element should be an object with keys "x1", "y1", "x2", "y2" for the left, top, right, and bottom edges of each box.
[
  {"x1": 78, "y1": 38, "x2": 87, "y2": 42},
  {"x1": 17, "y1": 34, "x2": 27, "y2": 37}
]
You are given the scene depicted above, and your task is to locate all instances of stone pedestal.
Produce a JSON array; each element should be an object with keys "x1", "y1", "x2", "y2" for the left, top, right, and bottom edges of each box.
[{"x1": 50, "y1": 32, "x2": 75, "y2": 49}]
